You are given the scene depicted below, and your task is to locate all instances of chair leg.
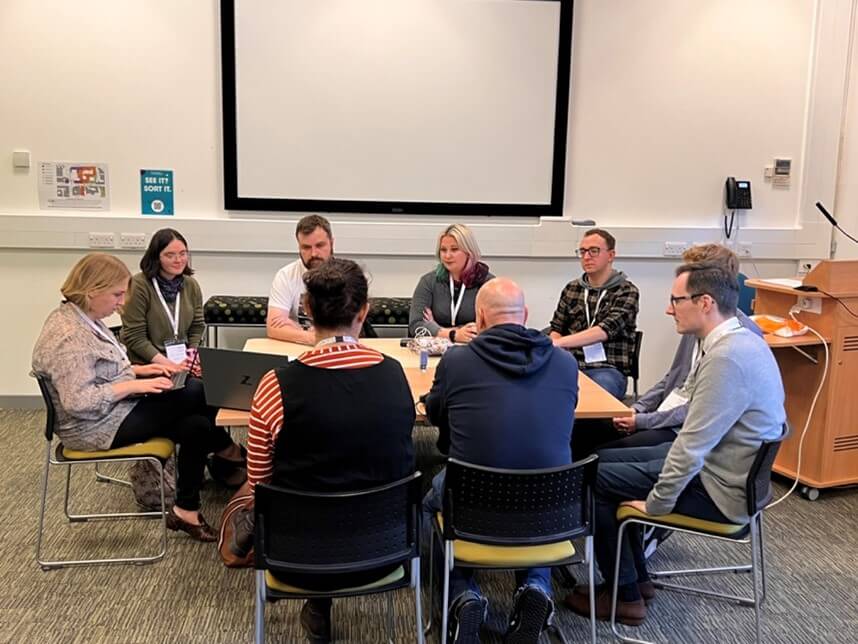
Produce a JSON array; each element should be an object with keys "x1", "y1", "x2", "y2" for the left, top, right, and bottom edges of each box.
[
  {"x1": 587, "y1": 536, "x2": 596, "y2": 644},
  {"x1": 254, "y1": 570, "x2": 266, "y2": 644},
  {"x1": 63, "y1": 463, "x2": 74, "y2": 521},
  {"x1": 387, "y1": 590, "x2": 395, "y2": 644},
  {"x1": 750, "y1": 518, "x2": 762, "y2": 644},
  {"x1": 35, "y1": 442, "x2": 52, "y2": 569},
  {"x1": 94, "y1": 462, "x2": 132, "y2": 488},
  {"x1": 412, "y1": 556, "x2": 425, "y2": 644},
  {"x1": 441, "y1": 542, "x2": 452, "y2": 644},
  {"x1": 425, "y1": 527, "x2": 435, "y2": 635},
  {"x1": 611, "y1": 520, "x2": 652, "y2": 644},
  {"x1": 758, "y1": 513, "x2": 767, "y2": 604}
]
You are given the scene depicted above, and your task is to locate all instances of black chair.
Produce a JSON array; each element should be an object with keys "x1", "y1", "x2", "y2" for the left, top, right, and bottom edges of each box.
[
  {"x1": 34, "y1": 373, "x2": 174, "y2": 570},
  {"x1": 610, "y1": 429, "x2": 786, "y2": 644},
  {"x1": 629, "y1": 330, "x2": 643, "y2": 400},
  {"x1": 253, "y1": 472, "x2": 424, "y2": 644},
  {"x1": 426, "y1": 456, "x2": 599, "y2": 644}
]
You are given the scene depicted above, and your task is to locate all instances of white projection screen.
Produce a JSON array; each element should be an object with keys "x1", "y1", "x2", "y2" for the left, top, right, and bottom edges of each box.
[{"x1": 221, "y1": 0, "x2": 573, "y2": 216}]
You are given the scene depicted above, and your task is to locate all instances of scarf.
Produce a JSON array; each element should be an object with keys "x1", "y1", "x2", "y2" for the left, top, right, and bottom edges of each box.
[{"x1": 155, "y1": 273, "x2": 184, "y2": 303}]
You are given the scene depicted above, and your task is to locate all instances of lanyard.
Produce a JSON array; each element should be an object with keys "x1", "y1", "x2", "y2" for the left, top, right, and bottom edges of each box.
[
  {"x1": 152, "y1": 279, "x2": 181, "y2": 339},
  {"x1": 71, "y1": 303, "x2": 127, "y2": 355},
  {"x1": 316, "y1": 335, "x2": 358, "y2": 347},
  {"x1": 449, "y1": 277, "x2": 467, "y2": 326},
  {"x1": 583, "y1": 288, "x2": 607, "y2": 328}
]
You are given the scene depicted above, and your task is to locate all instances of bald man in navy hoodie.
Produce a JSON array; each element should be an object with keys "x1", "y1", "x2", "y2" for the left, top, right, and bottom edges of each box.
[{"x1": 423, "y1": 277, "x2": 579, "y2": 644}]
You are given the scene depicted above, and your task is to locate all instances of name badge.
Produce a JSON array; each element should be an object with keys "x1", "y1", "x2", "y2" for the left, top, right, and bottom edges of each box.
[
  {"x1": 582, "y1": 342, "x2": 607, "y2": 364},
  {"x1": 164, "y1": 338, "x2": 188, "y2": 365},
  {"x1": 656, "y1": 388, "x2": 689, "y2": 412}
]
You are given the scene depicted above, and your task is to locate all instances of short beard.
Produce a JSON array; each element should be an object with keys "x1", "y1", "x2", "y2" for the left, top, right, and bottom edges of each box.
[{"x1": 302, "y1": 256, "x2": 326, "y2": 270}]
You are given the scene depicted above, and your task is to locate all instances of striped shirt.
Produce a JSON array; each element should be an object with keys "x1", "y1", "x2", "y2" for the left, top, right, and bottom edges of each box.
[{"x1": 246, "y1": 342, "x2": 384, "y2": 490}]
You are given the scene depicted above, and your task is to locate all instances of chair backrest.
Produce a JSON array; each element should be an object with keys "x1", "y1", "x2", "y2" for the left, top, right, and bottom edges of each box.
[
  {"x1": 745, "y1": 424, "x2": 788, "y2": 516},
  {"x1": 254, "y1": 472, "x2": 421, "y2": 576},
  {"x1": 630, "y1": 330, "x2": 643, "y2": 382},
  {"x1": 33, "y1": 373, "x2": 56, "y2": 442},
  {"x1": 441, "y1": 455, "x2": 598, "y2": 546}
]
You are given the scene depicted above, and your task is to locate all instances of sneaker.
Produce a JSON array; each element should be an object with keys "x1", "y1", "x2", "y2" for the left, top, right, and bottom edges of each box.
[
  {"x1": 448, "y1": 593, "x2": 487, "y2": 644},
  {"x1": 643, "y1": 527, "x2": 672, "y2": 560},
  {"x1": 300, "y1": 599, "x2": 332, "y2": 643},
  {"x1": 504, "y1": 585, "x2": 554, "y2": 644}
]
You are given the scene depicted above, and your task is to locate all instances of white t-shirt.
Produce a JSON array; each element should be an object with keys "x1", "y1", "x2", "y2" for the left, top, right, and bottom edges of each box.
[{"x1": 268, "y1": 259, "x2": 307, "y2": 322}]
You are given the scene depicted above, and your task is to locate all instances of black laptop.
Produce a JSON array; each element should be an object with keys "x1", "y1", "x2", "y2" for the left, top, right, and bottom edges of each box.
[{"x1": 198, "y1": 347, "x2": 291, "y2": 411}]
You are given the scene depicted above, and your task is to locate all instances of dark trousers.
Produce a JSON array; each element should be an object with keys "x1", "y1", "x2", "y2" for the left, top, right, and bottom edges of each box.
[
  {"x1": 593, "y1": 445, "x2": 729, "y2": 589},
  {"x1": 112, "y1": 377, "x2": 232, "y2": 511}
]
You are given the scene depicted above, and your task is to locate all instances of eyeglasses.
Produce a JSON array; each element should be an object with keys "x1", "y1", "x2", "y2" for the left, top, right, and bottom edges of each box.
[
  {"x1": 669, "y1": 293, "x2": 706, "y2": 306},
  {"x1": 576, "y1": 247, "x2": 605, "y2": 258},
  {"x1": 161, "y1": 251, "x2": 188, "y2": 261}
]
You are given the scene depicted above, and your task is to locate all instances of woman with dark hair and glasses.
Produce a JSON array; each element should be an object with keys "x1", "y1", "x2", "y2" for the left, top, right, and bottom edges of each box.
[
  {"x1": 121, "y1": 228, "x2": 204, "y2": 372},
  {"x1": 246, "y1": 257, "x2": 416, "y2": 641},
  {"x1": 121, "y1": 228, "x2": 246, "y2": 486}
]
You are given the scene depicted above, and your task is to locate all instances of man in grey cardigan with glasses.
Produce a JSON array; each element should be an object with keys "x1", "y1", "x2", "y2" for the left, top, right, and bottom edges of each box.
[{"x1": 565, "y1": 261, "x2": 785, "y2": 627}]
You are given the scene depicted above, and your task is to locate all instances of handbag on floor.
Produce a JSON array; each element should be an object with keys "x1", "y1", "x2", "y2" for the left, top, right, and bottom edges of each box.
[
  {"x1": 218, "y1": 480, "x2": 255, "y2": 568},
  {"x1": 130, "y1": 455, "x2": 177, "y2": 510}
]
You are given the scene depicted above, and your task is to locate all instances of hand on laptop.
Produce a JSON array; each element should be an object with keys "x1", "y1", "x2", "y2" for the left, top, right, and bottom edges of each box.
[
  {"x1": 133, "y1": 376, "x2": 174, "y2": 395},
  {"x1": 133, "y1": 363, "x2": 181, "y2": 378}
]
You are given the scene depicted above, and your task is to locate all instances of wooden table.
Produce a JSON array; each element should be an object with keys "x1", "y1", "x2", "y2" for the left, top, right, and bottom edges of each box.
[{"x1": 216, "y1": 337, "x2": 631, "y2": 426}]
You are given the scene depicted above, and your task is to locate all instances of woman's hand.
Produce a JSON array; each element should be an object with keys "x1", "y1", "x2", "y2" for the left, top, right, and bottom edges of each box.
[
  {"x1": 133, "y1": 377, "x2": 174, "y2": 394},
  {"x1": 423, "y1": 307, "x2": 436, "y2": 323},
  {"x1": 133, "y1": 363, "x2": 180, "y2": 378}
]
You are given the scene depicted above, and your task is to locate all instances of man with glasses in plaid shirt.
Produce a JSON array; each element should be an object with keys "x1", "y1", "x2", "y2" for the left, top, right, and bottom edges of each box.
[{"x1": 549, "y1": 228, "x2": 639, "y2": 400}]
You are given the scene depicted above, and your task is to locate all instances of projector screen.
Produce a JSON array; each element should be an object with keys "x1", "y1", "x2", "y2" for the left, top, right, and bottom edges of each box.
[{"x1": 221, "y1": 0, "x2": 572, "y2": 216}]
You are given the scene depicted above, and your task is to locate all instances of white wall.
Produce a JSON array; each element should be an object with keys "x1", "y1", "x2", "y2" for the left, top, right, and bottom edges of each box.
[{"x1": 0, "y1": 0, "x2": 855, "y2": 399}]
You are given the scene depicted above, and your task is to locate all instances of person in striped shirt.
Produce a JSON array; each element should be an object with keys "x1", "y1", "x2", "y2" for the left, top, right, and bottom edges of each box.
[{"x1": 247, "y1": 257, "x2": 416, "y2": 643}]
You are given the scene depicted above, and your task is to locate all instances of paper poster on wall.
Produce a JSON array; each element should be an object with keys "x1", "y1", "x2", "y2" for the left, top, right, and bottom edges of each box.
[
  {"x1": 140, "y1": 169, "x2": 174, "y2": 215},
  {"x1": 38, "y1": 162, "x2": 110, "y2": 210}
]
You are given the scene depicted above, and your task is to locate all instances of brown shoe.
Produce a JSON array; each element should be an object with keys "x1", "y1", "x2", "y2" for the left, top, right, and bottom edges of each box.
[
  {"x1": 564, "y1": 588, "x2": 647, "y2": 626},
  {"x1": 300, "y1": 598, "x2": 332, "y2": 643},
  {"x1": 572, "y1": 580, "x2": 656, "y2": 605},
  {"x1": 165, "y1": 507, "x2": 218, "y2": 542}
]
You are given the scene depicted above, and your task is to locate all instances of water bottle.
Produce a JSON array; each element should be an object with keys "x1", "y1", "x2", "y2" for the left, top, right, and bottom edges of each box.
[{"x1": 419, "y1": 349, "x2": 429, "y2": 372}]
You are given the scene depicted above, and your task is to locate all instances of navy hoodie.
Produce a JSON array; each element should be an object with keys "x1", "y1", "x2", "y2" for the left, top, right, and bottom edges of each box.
[{"x1": 425, "y1": 323, "x2": 579, "y2": 469}]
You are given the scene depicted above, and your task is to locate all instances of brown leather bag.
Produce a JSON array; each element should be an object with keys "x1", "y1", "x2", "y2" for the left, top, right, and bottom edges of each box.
[{"x1": 218, "y1": 481, "x2": 255, "y2": 568}]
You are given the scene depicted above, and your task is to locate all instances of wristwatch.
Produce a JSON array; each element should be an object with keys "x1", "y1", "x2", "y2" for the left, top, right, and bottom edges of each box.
[{"x1": 449, "y1": 328, "x2": 457, "y2": 343}]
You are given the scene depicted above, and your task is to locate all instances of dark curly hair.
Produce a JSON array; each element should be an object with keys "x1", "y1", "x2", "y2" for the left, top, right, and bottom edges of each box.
[{"x1": 303, "y1": 258, "x2": 368, "y2": 329}]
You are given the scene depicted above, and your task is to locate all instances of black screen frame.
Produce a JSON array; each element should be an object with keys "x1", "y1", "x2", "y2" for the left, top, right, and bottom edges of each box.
[{"x1": 220, "y1": 0, "x2": 574, "y2": 216}]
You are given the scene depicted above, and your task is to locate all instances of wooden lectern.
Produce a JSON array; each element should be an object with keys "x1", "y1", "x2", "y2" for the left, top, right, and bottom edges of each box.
[{"x1": 746, "y1": 260, "x2": 858, "y2": 498}]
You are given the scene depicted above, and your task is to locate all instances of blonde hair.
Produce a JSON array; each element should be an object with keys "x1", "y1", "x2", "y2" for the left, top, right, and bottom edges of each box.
[
  {"x1": 682, "y1": 243, "x2": 740, "y2": 278},
  {"x1": 436, "y1": 223, "x2": 482, "y2": 269},
  {"x1": 61, "y1": 253, "x2": 131, "y2": 308}
]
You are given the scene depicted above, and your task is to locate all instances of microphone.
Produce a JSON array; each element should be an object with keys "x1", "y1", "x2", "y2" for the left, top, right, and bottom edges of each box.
[{"x1": 816, "y1": 201, "x2": 858, "y2": 244}]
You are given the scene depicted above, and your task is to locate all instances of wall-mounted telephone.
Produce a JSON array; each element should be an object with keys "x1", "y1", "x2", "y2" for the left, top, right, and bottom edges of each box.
[{"x1": 725, "y1": 177, "x2": 752, "y2": 209}]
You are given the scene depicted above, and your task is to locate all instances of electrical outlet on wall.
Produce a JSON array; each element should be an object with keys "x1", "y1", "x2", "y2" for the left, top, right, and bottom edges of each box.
[
  {"x1": 663, "y1": 241, "x2": 689, "y2": 257},
  {"x1": 738, "y1": 242, "x2": 752, "y2": 258},
  {"x1": 119, "y1": 233, "x2": 147, "y2": 249},
  {"x1": 797, "y1": 259, "x2": 819, "y2": 277},
  {"x1": 88, "y1": 232, "x2": 115, "y2": 248}
]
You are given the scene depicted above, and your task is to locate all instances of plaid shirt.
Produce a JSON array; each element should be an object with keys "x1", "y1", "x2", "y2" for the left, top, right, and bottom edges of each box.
[{"x1": 549, "y1": 276, "x2": 639, "y2": 375}]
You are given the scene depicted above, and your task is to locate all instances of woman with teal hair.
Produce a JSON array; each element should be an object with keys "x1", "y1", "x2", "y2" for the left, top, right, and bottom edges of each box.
[{"x1": 409, "y1": 224, "x2": 494, "y2": 342}]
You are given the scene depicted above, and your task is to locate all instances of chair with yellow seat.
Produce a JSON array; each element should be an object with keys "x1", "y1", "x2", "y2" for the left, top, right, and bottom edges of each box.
[
  {"x1": 609, "y1": 433, "x2": 785, "y2": 644},
  {"x1": 34, "y1": 373, "x2": 175, "y2": 570},
  {"x1": 426, "y1": 455, "x2": 599, "y2": 644},
  {"x1": 253, "y1": 472, "x2": 424, "y2": 644}
]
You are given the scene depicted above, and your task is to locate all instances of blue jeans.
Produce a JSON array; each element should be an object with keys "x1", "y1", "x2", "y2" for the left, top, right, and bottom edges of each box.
[
  {"x1": 592, "y1": 445, "x2": 729, "y2": 589},
  {"x1": 583, "y1": 366, "x2": 627, "y2": 400},
  {"x1": 423, "y1": 470, "x2": 552, "y2": 605}
]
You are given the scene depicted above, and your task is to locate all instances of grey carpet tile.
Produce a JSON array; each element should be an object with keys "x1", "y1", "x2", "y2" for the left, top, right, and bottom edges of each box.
[{"x1": 1, "y1": 408, "x2": 856, "y2": 643}]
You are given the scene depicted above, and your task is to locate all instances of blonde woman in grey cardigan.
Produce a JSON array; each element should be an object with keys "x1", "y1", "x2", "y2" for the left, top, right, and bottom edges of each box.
[{"x1": 32, "y1": 253, "x2": 244, "y2": 542}]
